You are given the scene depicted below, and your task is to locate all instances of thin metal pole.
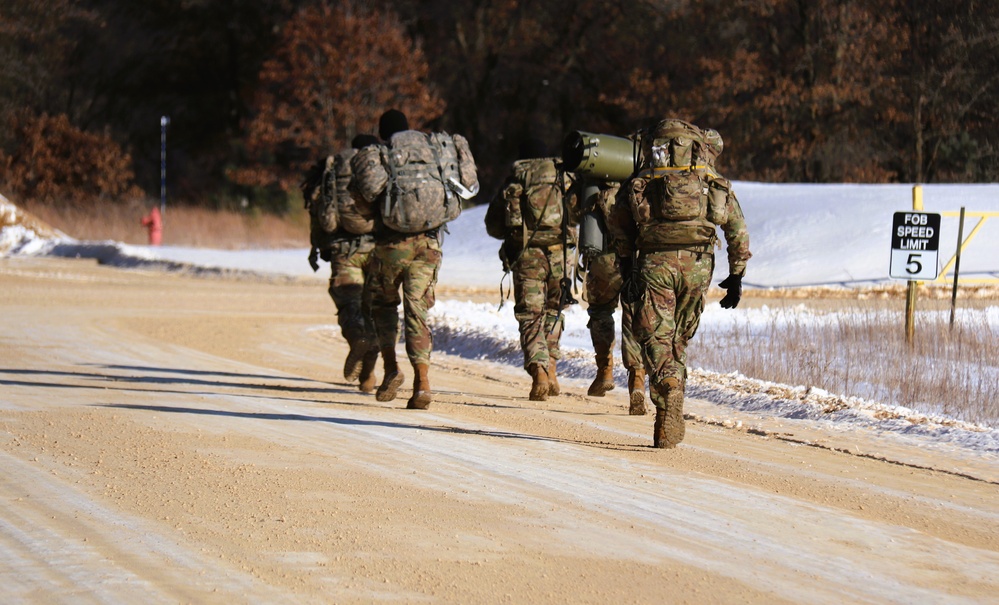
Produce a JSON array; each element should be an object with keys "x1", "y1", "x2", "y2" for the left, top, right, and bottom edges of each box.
[
  {"x1": 160, "y1": 116, "x2": 169, "y2": 215},
  {"x1": 905, "y1": 281, "x2": 916, "y2": 345},
  {"x1": 949, "y1": 207, "x2": 966, "y2": 329}
]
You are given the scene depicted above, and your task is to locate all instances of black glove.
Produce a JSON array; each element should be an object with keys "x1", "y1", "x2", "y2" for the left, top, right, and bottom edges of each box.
[
  {"x1": 308, "y1": 246, "x2": 320, "y2": 272},
  {"x1": 718, "y1": 274, "x2": 742, "y2": 309}
]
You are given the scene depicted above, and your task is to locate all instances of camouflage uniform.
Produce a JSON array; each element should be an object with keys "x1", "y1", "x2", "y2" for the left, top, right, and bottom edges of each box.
[
  {"x1": 611, "y1": 121, "x2": 751, "y2": 448},
  {"x1": 304, "y1": 145, "x2": 380, "y2": 392},
  {"x1": 485, "y1": 147, "x2": 578, "y2": 401},
  {"x1": 367, "y1": 231, "x2": 441, "y2": 370},
  {"x1": 511, "y1": 243, "x2": 569, "y2": 372},
  {"x1": 350, "y1": 109, "x2": 479, "y2": 409},
  {"x1": 325, "y1": 236, "x2": 378, "y2": 383},
  {"x1": 580, "y1": 182, "x2": 646, "y2": 413}
]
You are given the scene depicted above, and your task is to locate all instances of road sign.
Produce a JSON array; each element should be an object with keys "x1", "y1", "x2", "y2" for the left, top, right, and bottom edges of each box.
[{"x1": 890, "y1": 211, "x2": 941, "y2": 280}]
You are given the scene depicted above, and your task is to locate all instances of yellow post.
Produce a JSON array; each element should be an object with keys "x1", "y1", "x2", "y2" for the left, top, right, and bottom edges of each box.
[{"x1": 905, "y1": 185, "x2": 923, "y2": 345}]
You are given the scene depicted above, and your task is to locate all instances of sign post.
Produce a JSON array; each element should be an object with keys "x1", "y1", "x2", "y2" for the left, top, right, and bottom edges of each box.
[
  {"x1": 890, "y1": 208, "x2": 941, "y2": 344},
  {"x1": 160, "y1": 116, "x2": 170, "y2": 215}
]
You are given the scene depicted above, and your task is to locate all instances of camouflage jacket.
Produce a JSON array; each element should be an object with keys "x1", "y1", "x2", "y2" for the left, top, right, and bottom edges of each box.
[{"x1": 610, "y1": 171, "x2": 751, "y2": 277}]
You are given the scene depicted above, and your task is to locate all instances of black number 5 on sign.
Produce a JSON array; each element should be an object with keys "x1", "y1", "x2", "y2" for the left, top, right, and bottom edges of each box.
[{"x1": 890, "y1": 211, "x2": 941, "y2": 280}]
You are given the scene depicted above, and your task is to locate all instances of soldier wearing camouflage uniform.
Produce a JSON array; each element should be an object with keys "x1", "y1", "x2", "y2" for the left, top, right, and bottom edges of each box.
[
  {"x1": 303, "y1": 134, "x2": 381, "y2": 392},
  {"x1": 610, "y1": 120, "x2": 750, "y2": 448},
  {"x1": 485, "y1": 138, "x2": 578, "y2": 401},
  {"x1": 350, "y1": 109, "x2": 479, "y2": 409},
  {"x1": 580, "y1": 181, "x2": 646, "y2": 415}
]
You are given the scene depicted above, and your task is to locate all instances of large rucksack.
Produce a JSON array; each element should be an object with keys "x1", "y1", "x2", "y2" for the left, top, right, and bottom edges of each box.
[
  {"x1": 333, "y1": 148, "x2": 376, "y2": 235},
  {"x1": 628, "y1": 119, "x2": 729, "y2": 248},
  {"x1": 499, "y1": 157, "x2": 566, "y2": 247},
  {"x1": 351, "y1": 130, "x2": 478, "y2": 234},
  {"x1": 302, "y1": 156, "x2": 338, "y2": 250},
  {"x1": 302, "y1": 156, "x2": 336, "y2": 231}
]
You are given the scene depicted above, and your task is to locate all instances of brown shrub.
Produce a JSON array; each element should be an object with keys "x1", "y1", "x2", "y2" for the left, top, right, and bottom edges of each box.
[{"x1": 0, "y1": 112, "x2": 144, "y2": 207}]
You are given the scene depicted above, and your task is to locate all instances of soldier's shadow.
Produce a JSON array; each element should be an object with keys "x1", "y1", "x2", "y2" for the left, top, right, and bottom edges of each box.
[{"x1": 96, "y1": 402, "x2": 650, "y2": 452}]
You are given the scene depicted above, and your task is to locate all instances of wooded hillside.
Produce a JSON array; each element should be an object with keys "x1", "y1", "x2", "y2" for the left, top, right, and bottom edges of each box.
[{"x1": 2, "y1": 0, "x2": 997, "y2": 211}]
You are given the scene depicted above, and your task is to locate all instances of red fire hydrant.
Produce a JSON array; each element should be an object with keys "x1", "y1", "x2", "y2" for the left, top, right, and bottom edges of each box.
[{"x1": 141, "y1": 206, "x2": 163, "y2": 246}]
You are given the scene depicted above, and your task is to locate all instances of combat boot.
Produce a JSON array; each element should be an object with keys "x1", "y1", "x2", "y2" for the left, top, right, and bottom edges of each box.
[
  {"x1": 343, "y1": 341, "x2": 367, "y2": 382},
  {"x1": 652, "y1": 378, "x2": 686, "y2": 449},
  {"x1": 341, "y1": 304, "x2": 371, "y2": 382},
  {"x1": 358, "y1": 348, "x2": 379, "y2": 393},
  {"x1": 407, "y1": 363, "x2": 432, "y2": 409},
  {"x1": 547, "y1": 359, "x2": 560, "y2": 396},
  {"x1": 376, "y1": 347, "x2": 405, "y2": 402},
  {"x1": 587, "y1": 344, "x2": 616, "y2": 397},
  {"x1": 529, "y1": 363, "x2": 550, "y2": 401},
  {"x1": 627, "y1": 367, "x2": 647, "y2": 416},
  {"x1": 652, "y1": 378, "x2": 685, "y2": 448},
  {"x1": 653, "y1": 406, "x2": 668, "y2": 448}
]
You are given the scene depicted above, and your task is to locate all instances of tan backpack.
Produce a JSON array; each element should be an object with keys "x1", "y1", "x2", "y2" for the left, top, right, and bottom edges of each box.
[
  {"x1": 629, "y1": 119, "x2": 729, "y2": 237},
  {"x1": 350, "y1": 131, "x2": 478, "y2": 234},
  {"x1": 332, "y1": 148, "x2": 376, "y2": 235},
  {"x1": 501, "y1": 157, "x2": 565, "y2": 244}
]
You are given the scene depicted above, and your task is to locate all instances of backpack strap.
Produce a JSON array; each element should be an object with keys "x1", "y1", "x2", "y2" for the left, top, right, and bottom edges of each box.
[
  {"x1": 383, "y1": 145, "x2": 398, "y2": 220},
  {"x1": 429, "y1": 133, "x2": 459, "y2": 205},
  {"x1": 551, "y1": 166, "x2": 577, "y2": 335}
]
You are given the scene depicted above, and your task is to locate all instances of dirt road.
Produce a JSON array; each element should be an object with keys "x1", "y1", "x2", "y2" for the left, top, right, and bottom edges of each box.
[{"x1": 1, "y1": 257, "x2": 997, "y2": 604}]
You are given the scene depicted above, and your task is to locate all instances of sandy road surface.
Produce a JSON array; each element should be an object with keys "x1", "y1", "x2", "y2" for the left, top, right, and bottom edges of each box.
[{"x1": 1, "y1": 256, "x2": 997, "y2": 604}]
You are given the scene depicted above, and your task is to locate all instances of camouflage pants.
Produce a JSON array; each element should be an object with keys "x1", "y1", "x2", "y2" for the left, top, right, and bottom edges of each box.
[
  {"x1": 512, "y1": 245, "x2": 567, "y2": 370},
  {"x1": 368, "y1": 233, "x2": 441, "y2": 366},
  {"x1": 631, "y1": 250, "x2": 714, "y2": 409},
  {"x1": 583, "y1": 251, "x2": 641, "y2": 370},
  {"x1": 328, "y1": 245, "x2": 376, "y2": 351}
]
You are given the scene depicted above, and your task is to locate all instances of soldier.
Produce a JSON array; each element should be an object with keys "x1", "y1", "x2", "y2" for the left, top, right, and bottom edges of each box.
[
  {"x1": 303, "y1": 134, "x2": 381, "y2": 392},
  {"x1": 485, "y1": 138, "x2": 578, "y2": 401},
  {"x1": 612, "y1": 119, "x2": 750, "y2": 448},
  {"x1": 350, "y1": 109, "x2": 479, "y2": 409},
  {"x1": 580, "y1": 181, "x2": 646, "y2": 415}
]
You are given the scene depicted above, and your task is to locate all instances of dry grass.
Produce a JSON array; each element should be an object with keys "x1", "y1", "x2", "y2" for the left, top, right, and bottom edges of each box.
[
  {"x1": 692, "y1": 299, "x2": 999, "y2": 426},
  {"x1": 22, "y1": 199, "x2": 310, "y2": 249}
]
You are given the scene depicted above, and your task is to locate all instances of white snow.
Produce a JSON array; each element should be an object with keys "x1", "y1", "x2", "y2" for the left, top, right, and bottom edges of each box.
[{"x1": 3, "y1": 185, "x2": 999, "y2": 456}]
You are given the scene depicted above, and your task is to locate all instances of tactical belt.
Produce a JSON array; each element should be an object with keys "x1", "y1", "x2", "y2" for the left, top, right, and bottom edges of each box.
[
  {"x1": 640, "y1": 243, "x2": 714, "y2": 255},
  {"x1": 379, "y1": 227, "x2": 440, "y2": 244},
  {"x1": 330, "y1": 233, "x2": 375, "y2": 256},
  {"x1": 638, "y1": 165, "x2": 719, "y2": 179}
]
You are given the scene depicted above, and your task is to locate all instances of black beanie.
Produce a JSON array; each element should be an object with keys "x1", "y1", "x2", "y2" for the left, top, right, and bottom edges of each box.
[
  {"x1": 378, "y1": 109, "x2": 409, "y2": 140},
  {"x1": 518, "y1": 138, "x2": 548, "y2": 160},
  {"x1": 351, "y1": 134, "x2": 379, "y2": 149}
]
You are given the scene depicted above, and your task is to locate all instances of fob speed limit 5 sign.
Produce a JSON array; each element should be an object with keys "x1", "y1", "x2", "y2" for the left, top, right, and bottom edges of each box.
[{"x1": 890, "y1": 211, "x2": 941, "y2": 280}]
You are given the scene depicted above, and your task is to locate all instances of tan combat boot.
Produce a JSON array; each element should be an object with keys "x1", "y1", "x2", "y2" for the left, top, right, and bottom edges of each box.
[
  {"x1": 375, "y1": 347, "x2": 405, "y2": 402},
  {"x1": 343, "y1": 342, "x2": 367, "y2": 382},
  {"x1": 627, "y1": 367, "x2": 647, "y2": 416},
  {"x1": 358, "y1": 348, "x2": 379, "y2": 393},
  {"x1": 587, "y1": 344, "x2": 616, "y2": 397},
  {"x1": 529, "y1": 363, "x2": 550, "y2": 401},
  {"x1": 652, "y1": 378, "x2": 685, "y2": 448},
  {"x1": 407, "y1": 363, "x2": 432, "y2": 409},
  {"x1": 547, "y1": 358, "x2": 560, "y2": 396}
]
